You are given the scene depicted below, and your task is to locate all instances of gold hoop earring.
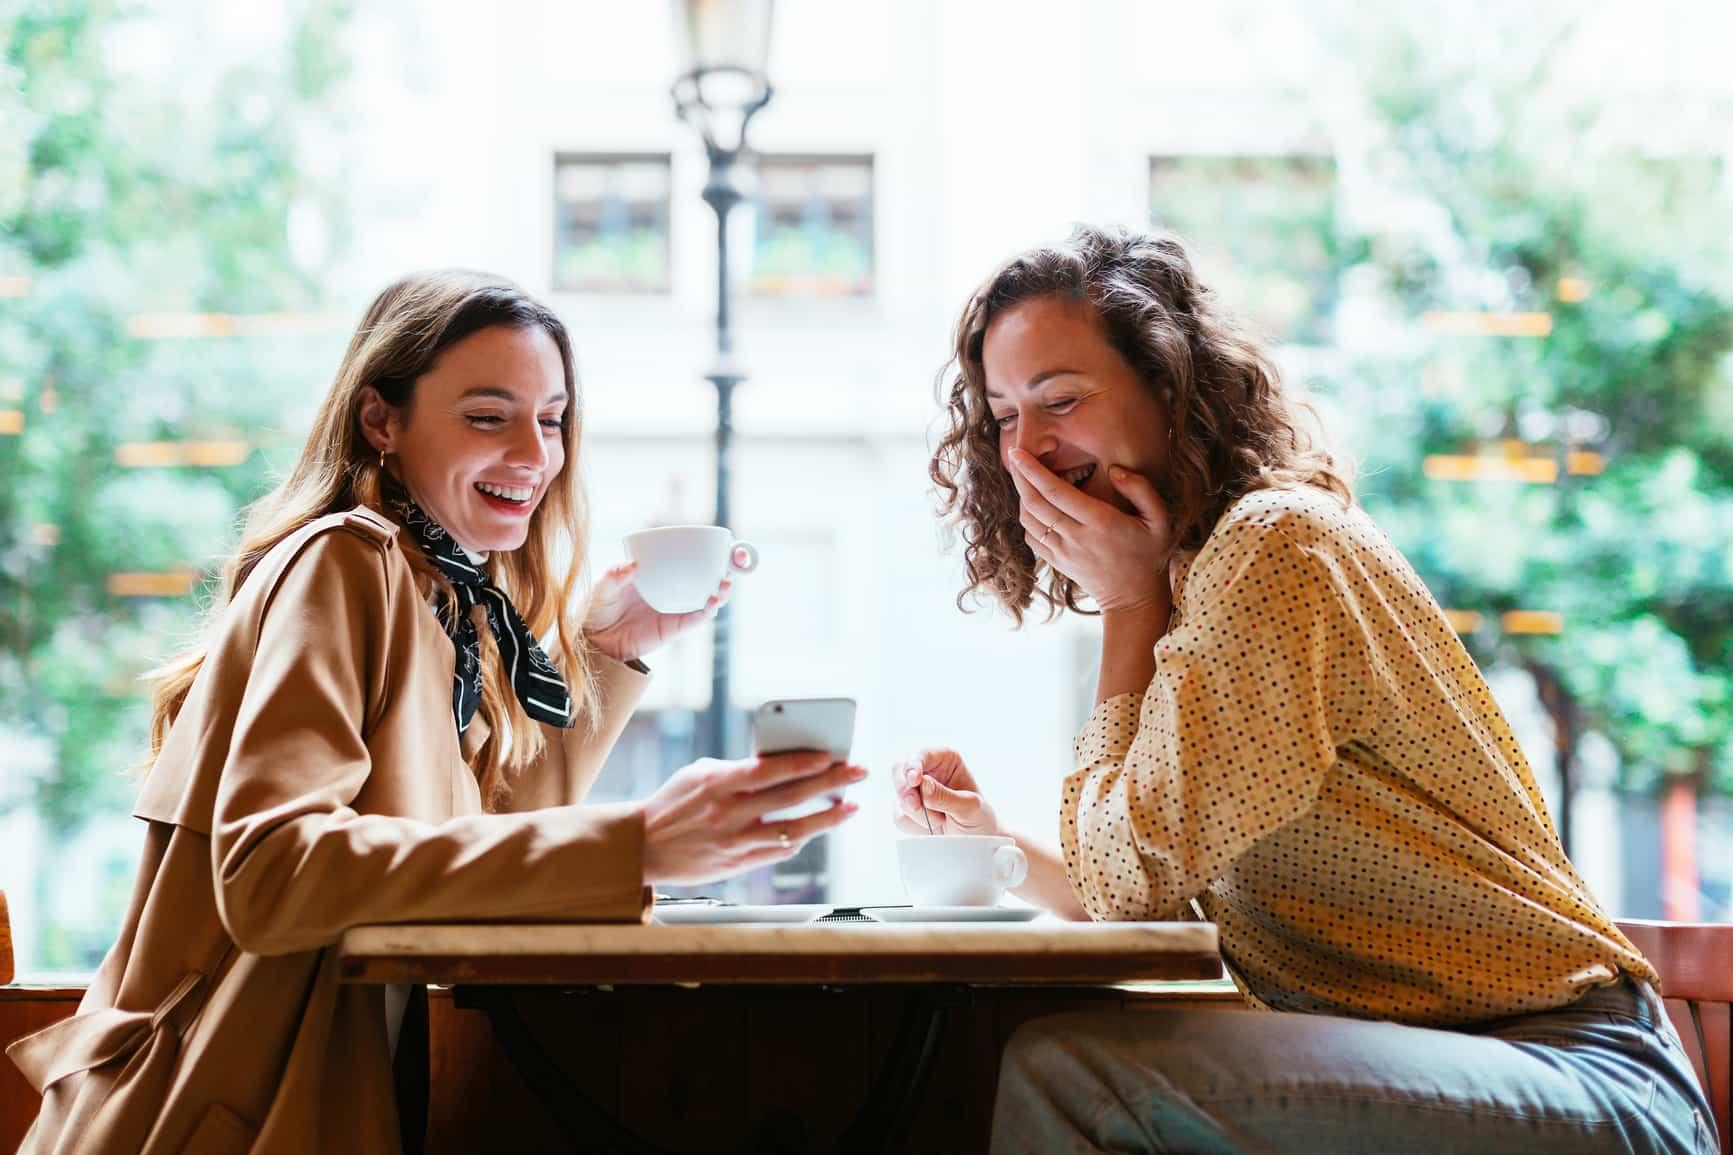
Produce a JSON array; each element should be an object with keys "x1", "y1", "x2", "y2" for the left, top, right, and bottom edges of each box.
[{"x1": 378, "y1": 447, "x2": 387, "y2": 471}]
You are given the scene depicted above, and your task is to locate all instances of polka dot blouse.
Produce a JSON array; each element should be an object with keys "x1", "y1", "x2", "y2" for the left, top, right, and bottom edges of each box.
[{"x1": 1059, "y1": 484, "x2": 1658, "y2": 1027}]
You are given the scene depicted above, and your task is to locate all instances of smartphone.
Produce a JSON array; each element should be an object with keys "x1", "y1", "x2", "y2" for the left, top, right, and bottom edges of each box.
[{"x1": 754, "y1": 697, "x2": 857, "y2": 822}]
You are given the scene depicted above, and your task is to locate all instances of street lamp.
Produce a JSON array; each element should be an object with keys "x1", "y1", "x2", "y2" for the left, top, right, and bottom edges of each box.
[{"x1": 672, "y1": 0, "x2": 775, "y2": 758}]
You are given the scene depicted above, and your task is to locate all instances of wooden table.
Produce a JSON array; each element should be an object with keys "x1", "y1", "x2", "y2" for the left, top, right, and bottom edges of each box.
[
  {"x1": 339, "y1": 918, "x2": 1223, "y2": 1154},
  {"x1": 338, "y1": 919, "x2": 1221, "y2": 986}
]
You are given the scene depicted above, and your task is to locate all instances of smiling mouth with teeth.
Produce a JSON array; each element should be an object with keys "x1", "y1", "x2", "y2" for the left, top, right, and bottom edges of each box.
[
  {"x1": 1059, "y1": 464, "x2": 1096, "y2": 488},
  {"x1": 475, "y1": 481, "x2": 534, "y2": 506}
]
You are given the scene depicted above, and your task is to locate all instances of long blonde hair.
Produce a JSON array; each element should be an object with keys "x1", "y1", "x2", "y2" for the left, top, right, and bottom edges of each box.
[
  {"x1": 932, "y1": 225, "x2": 1353, "y2": 623},
  {"x1": 147, "y1": 271, "x2": 600, "y2": 808}
]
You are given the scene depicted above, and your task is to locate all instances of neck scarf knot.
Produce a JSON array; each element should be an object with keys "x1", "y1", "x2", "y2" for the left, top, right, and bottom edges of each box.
[{"x1": 386, "y1": 495, "x2": 574, "y2": 735}]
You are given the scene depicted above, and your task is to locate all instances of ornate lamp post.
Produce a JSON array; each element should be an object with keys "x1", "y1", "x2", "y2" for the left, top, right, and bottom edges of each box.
[{"x1": 671, "y1": 0, "x2": 775, "y2": 757}]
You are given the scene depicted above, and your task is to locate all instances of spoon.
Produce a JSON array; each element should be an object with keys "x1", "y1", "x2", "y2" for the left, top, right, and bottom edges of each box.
[{"x1": 909, "y1": 765, "x2": 936, "y2": 835}]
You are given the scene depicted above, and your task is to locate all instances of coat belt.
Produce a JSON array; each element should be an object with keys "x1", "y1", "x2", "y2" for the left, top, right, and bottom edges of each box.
[{"x1": 7, "y1": 969, "x2": 208, "y2": 1094}]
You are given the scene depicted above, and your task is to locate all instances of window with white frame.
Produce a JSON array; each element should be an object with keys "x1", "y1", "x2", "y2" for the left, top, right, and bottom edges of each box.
[
  {"x1": 750, "y1": 154, "x2": 874, "y2": 297},
  {"x1": 553, "y1": 153, "x2": 672, "y2": 293}
]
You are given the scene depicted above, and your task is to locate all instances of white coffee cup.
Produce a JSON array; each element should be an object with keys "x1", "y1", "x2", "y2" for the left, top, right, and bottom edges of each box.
[
  {"x1": 896, "y1": 835, "x2": 1029, "y2": 907},
  {"x1": 623, "y1": 525, "x2": 759, "y2": 613}
]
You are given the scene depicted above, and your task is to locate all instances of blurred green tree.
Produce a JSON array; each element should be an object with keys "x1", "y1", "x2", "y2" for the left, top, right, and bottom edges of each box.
[
  {"x1": 1330, "y1": 4, "x2": 1733, "y2": 865},
  {"x1": 1, "y1": 0, "x2": 351, "y2": 967}
]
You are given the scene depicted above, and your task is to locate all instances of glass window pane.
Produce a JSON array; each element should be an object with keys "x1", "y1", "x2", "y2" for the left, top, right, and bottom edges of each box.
[
  {"x1": 1150, "y1": 155, "x2": 1341, "y2": 345},
  {"x1": 553, "y1": 154, "x2": 671, "y2": 294},
  {"x1": 751, "y1": 155, "x2": 874, "y2": 297}
]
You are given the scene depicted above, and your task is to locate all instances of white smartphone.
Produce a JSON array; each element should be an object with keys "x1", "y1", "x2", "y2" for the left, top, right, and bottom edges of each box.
[{"x1": 754, "y1": 697, "x2": 857, "y2": 822}]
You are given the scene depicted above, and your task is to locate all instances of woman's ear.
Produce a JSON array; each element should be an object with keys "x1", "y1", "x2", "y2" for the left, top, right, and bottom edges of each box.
[{"x1": 356, "y1": 385, "x2": 397, "y2": 455}]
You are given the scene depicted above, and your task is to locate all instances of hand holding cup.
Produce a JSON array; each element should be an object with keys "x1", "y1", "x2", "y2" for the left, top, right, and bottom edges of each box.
[
  {"x1": 623, "y1": 525, "x2": 758, "y2": 613},
  {"x1": 582, "y1": 560, "x2": 731, "y2": 665},
  {"x1": 588, "y1": 524, "x2": 758, "y2": 665}
]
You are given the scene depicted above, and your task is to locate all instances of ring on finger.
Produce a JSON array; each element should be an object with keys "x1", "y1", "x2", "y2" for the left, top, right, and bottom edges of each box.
[
  {"x1": 1039, "y1": 522, "x2": 1055, "y2": 544},
  {"x1": 778, "y1": 828, "x2": 792, "y2": 849}
]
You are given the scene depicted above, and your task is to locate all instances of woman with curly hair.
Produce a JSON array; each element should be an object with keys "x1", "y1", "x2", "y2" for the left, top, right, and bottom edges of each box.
[{"x1": 893, "y1": 226, "x2": 1716, "y2": 1154}]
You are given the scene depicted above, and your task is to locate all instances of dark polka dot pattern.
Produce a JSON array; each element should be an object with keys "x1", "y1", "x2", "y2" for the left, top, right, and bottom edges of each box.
[{"x1": 1059, "y1": 484, "x2": 1658, "y2": 1027}]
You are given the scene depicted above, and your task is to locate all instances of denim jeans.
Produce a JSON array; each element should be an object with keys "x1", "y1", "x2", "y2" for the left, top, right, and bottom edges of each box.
[{"x1": 991, "y1": 977, "x2": 1719, "y2": 1154}]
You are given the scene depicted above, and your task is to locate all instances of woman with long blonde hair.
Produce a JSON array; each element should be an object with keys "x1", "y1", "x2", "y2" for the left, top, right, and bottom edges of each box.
[
  {"x1": 10, "y1": 271, "x2": 861, "y2": 1154},
  {"x1": 893, "y1": 226, "x2": 1714, "y2": 1153}
]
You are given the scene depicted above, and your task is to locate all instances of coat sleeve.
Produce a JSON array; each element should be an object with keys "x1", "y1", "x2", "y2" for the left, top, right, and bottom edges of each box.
[
  {"x1": 210, "y1": 529, "x2": 647, "y2": 957},
  {"x1": 1059, "y1": 519, "x2": 1386, "y2": 921},
  {"x1": 500, "y1": 653, "x2": 650, "y2": 813}
]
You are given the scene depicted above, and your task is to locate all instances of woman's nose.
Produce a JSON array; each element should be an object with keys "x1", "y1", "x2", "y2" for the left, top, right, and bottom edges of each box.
[
  {"x1": 504, "y1": 419, "x2": 550, "y2": 470},
  {"x1": 1011, "y1": 414, "x2": 1058, "y2": 458}
]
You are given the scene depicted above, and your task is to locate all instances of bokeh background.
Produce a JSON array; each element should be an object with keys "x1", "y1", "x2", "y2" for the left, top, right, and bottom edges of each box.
[{"x1": 3, "y1": 0, "x2": 1731, "y2": 979}]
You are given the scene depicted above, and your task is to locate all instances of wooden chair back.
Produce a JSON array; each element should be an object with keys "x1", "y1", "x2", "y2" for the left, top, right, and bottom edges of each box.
[
  {"x1": 1, "y1": 890, "x2": 12, "y2": 985},
  {"x1": 1618, "y1": 919, "x2": 1731, "y2": 1153}
]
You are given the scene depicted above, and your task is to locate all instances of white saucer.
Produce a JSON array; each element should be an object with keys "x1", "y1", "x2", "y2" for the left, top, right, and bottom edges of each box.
[
  {"x1": 860, "y1": 906, "x2": 1042, "y2": 924},
  {"x1": 651, "y1": 903, "x2": 832, "y2": 925}
]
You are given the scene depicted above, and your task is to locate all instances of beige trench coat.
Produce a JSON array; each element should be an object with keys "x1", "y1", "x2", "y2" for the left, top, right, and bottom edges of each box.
[{"x1": 9, "y1": 506, "x2": 652, "y2": 1154}]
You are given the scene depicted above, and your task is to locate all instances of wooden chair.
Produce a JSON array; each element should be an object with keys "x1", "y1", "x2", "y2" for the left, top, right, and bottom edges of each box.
[{"x1": 1618, "y1": 919, "x2": 1732, "y2": 1153}]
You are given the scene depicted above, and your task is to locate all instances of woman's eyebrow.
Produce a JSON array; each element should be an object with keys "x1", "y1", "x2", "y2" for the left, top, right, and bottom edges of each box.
[
  {"x1": 985, "y1": 368, "x2": 1083, "y2": 400},
  {"x1": 457, "y1": 386, "x2": 569, "y2": 406}
]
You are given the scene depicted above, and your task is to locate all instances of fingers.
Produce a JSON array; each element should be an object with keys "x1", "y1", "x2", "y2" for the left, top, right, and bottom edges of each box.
[
  {"x1": 662, "y1": 577, "x2": 734, "y2": 632},
  {"x1": 749, "y1": 797, "x2": 860, "y2": 847},
  {"x1": 730, "y1": 844, "x2": 798, "y2": 874},
  {"x1": 892, "y1": 812, "x2": 931, "y2": 836},
  {"x1": 786, "y1": 797, "x2": 859, "y2": 840},
  {"x1": 895, "y1": 782, "x2": 929, "y2": 824},
  {"x1": 1007, "y1": 452, "x2": 1071, "y2": 533},
  {"x1": 918, "y1": 774, "x2": 979, "y2": 820},
  {"x1": 903, "y1": 748, "x2": 960, "y2": 782},
  {"x1": 1019, "y1": 504, "x2": 1062, "y2": 550},
  {"x1": 1023, "y1": 522, "x2": 1061, "y2": 567},
  {"x1": 892, "y1": 762, "x2": 929, "y2": 808},
  {"x1": 1024, "y1": 519, "x2": 1069, "y2": 577},
  {"x1": 728, "y1": 749, "x2": 838, "y2": 792},
  {"x1": 594, "y1": 560, "x2": 638, "y2": 592},
  {"x1": 699, "y1": 576, "x2": 734, "y2": 615},
  {"x1": 672, "y1": 601, "x2": 718, "y2": 630},
  {"x1": 893, "y1": 750, "x2": 974, "y2": 825},
  {"x1": 1009, "y1": 448, "x2": 1095, "y2": 524},
  {"x1": 1107, "y1": 465, "x2": 1168, "y2": 526},
  {"x1": 743, "y1": 761, "x2": 866, "y2": 819},
  {"x1": 897, "y1": 749, "x2": 976, "y2": 792}
]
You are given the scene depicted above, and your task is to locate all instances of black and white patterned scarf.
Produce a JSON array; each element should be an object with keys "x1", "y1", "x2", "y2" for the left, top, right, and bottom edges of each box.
[{"x1": 385, "y1": 494, "x2": 574, "y2": 735}]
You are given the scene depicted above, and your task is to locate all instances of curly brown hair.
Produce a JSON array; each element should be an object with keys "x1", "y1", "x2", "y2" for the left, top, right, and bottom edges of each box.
[{"x1": 930, "y1": 224, "x2": 1352, "y2": 623}]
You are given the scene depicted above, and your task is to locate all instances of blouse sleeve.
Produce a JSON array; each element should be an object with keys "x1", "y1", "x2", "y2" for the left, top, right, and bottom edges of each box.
[
  {"x1": 1059, "y1": 517, "x2": 1384, "y2": 921},
  {"x1": 210, "y1": 530, "x2": 646, "y2": 957}
]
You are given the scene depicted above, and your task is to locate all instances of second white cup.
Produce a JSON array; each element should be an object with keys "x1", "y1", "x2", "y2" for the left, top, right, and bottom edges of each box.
[{"x1": 623, "y1": 525, "x2": 759, "y2": 613}]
